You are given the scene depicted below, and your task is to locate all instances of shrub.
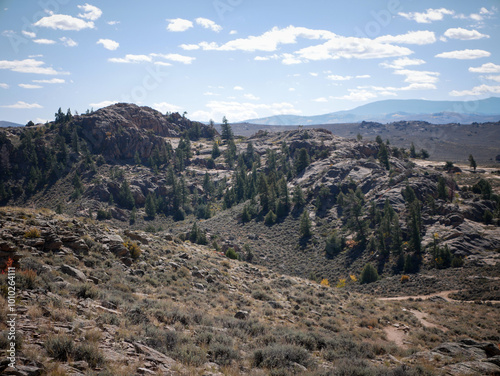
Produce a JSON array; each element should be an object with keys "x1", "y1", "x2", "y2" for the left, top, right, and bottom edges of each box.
[
  {"x1": 23, "y1": 227, "x2": 41, "y2": 238},
  {"x1": 451, "y1": 256, "x2": 464, "y2": 268},
  {"x1": 264, "y1": 210, "x2": 277, "y2": 225},
  {"x1": 209, "y1": 343, "x2": 239, "y2": 365},
  {"x1": 45, "y1": 334, "x2": 74, "y2": 361},
  {"x1": 325, "y1": 232, "x2": 345, "y2": 258},
  {"x1": 96, "y1": 209, "x2": 111, "y2": 220},
  {"x1": 484, "y1": 210, "x2": 493, "y2": 224},
  {"x1": 400, "y1": 275, "x2": 410, "y2": 283},
  {"x1": 174, "y1": 344, "x2": 206, "y2": 366},
  {"x1": 225, "y1": 247, "x2": 239, "y2": 260},
  {"x1": 18, "y1": 269, "x2": 37, "y2": 289},
  {"x1": 360, "y1": 263, "x2": 379, "y2": 284},
  {"x1": 253, "y1": 344, "x2": 312, "y2": 369},
  {"x1": 124, "y1": 240, "x2": 141, "y2": 259},
  {"x1": 74, "y1": 342, "x2": 105, "y2": 368},
  {"x1": 75, "y1": 283, "x2": 99, "y2": 300}
]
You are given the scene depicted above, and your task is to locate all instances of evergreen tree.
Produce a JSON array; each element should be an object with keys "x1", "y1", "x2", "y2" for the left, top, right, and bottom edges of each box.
[
  {"x1": 118, "y1": 180, "x2": 135, "y2": 210},
  {"x1": 294, "y1": 148, "x2": 310, "y2": 174},
  {"x1": 341, "y1": 188, "x2": 367, "y2": 245},
  {"x1": 145, "y1": 193, "x2": 156, "y2": 219},
  {"x1": 378, "y1": 142, "x2": 390, "y2": 170},
  {"x1": 299, "y1": 210, "x2": 312, "y2": 238},
  {"x1": 468, "y1": 154, "x2": 477, "y2": 172},
  {"x1": 410, "y1": 142, "x2": 416, "y2": 158},
  {"x1": 360, "y1": 263, "x2": 379, "y2": 284},
  {"x1": 221, "y1": 116, "x2": 233, "y2": 141},
  {"x1": 437, "y1": 177, "x2": 447, "y2": 200},
  {"x1": 292, "y1": 185, "x2": 305, "y2": 207},
  {"x1": 211, "y1": 141, "x2": 221, "y2": 159}
]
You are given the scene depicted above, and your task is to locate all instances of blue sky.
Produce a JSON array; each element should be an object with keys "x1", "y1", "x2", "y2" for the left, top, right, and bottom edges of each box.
[{"x1": 1, "y1": 0, "x2": 499, "y2": 124}]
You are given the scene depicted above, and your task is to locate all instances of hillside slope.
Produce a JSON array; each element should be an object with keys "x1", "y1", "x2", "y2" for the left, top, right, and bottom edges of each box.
[{"x1": 1, "y1": 207, "x2": 499, "y2": 375}]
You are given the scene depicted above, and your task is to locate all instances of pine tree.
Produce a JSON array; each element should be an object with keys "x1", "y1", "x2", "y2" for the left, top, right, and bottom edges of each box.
[
  {"x1": 299, "y1": 210, "x2": 312, "y2": 238},
  {"x1": 294, "y1": 148, "x2": 310, "y2": 174},
  {"x1": 292, "y1": 185, "x2": 305, "y2": 208},
  {"x1": 360, "y1": 263, "x2": 379, "y2": 284},
  {"x1": 118, "y1": 180, "x2": 135, "y2": 210},
  {"x1": 145, "y1": 193, "x2": 156, "y2": 219},
  {"x1": 211, "y1": 141, "x2": 221, "y2": 159},
  {"x1": 410, "y1": 142, "x2": 416, "y2": 158},
  {"x1": 468, "y1": 154, "x2": 477, "y2": 172},
  {"x1": 378, "y1": 142, "x2": 390, "y2": 170},
  {"x1": 221, "y1": 116, "x2": 233, "y2": 141}
]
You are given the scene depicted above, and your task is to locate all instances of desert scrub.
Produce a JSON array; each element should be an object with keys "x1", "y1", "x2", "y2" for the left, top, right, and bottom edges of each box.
[
  {"x1": 253, "y1": 344, "x2": 312, "y2": 370},
  {"x1": 124, "y1": 240, "x2": 141, "y2": 259},
  {"x1": 74, "y1": 342, "x2": 105, "y2": 368},
  {"x1": 75, "y1": 282, "x2": 100, "y2": 299},
  {"x1": 173, "y1": 343, "x2": 206, "y2": 366},
  {"x1": 17, "y1": 269, "x2": 37, "y2": 289},
  {"x1": 23, "y1": 227, "x2": 41, "y2": 238},
  {"x1": 45, "y1": 334, "x2": 74, "y2": 361}
]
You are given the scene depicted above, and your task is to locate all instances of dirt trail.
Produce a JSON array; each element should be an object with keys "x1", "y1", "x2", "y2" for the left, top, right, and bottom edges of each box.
[{"x1": 379, "y1": 290, "x2": 459, "y2": 302}]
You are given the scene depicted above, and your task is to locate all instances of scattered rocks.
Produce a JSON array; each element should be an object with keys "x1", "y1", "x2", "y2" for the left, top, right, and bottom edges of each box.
[
  {"x1": 60, "y1": 264, "x2": 87, "y2": 282},
  {"x1": 234, "y1": 310, "x2": 249, "y2": 320}
]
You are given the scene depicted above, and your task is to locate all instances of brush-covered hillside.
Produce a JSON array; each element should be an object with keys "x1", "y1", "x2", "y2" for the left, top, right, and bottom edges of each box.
[
  {"x1": 1, "y1": 103, "x2": 500, "y2": 375},
  {"x1": 1, "y1": 103, "x2": 499, "y2": 294}
]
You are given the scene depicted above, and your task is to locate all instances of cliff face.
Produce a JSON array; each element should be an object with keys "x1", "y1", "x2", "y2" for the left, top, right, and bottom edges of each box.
[{"x1": 75, "y1": 103, "x2": 215, "y2": 160}]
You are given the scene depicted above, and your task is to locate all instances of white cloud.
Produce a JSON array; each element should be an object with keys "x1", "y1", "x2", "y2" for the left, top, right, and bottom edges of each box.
[
  {"x1": 335, "y1": 89, "x2": 377, "y2": 101},
  {"x1": 203, "y1": 91, "x2": 218, "y2": 96},
  {"x1": 179, "y1": 44, "x2": 200, "y2": 50},
  {"x1": 398, "y1": 8, "x2": 454, "y2": 23},
  {"x1": 394, "y1": 69, "x2": 439, "y2": 84},
  {"x1": 309, "y1": 72, "x2": 318, "y2": 77},
  {"x1": 97, "y1": 38, "x2": 119, "y2": 50},
  {"x1": 1, "y1": 101, "x2": 43, "y2": 109},
  {"x1": 33, "y1": 78, "x2": 65, "y2": 84},
  {"x1": 89, "y1": 100, "x2": 118, "y2": 108},
  {"x1": 19, "y1": 83, "x2": 42, "y2": 89},
  {"x1": 327, "y1": 75, "x2": 352, "y2": 81},
  {"x1": 289, "y1": 88, "x2": 296, "y2": 91},
  {"x1": 295, "y1": 36, "x2": 412, "y2": 61},
  {"x1": 449, "y1": 84, "x2": 500, "y2": 96},
  {"x1": 0, "y1": 83, "x2": 9, "y2": 89},
  {"x1": 60, "y1": 37, "x2": 78, "y2": 47},
  {"x1": 107, "y1": 20, "x2": 120, "y2": 25},
  {"x1": 33, "y1": 38, "x2": 56, "y2": 44},
  {"x1": 22, "y1": 30, "x2": 36, "y2": 38},
  {"x1": 152, "y1": 102, "x2": 182, "y2": 113},
  {"x1": 154, "y1": 61, "x2": 172, "y2": 66},
  {"x1": 312, "y1": 97, "x2": 328, "y2": 102},
  {"x1": 244, "y1": 93, "x2": 260, "y2": 100},
  {"x1": 375, "y1": 30, "x2": 436, "y2": 45},
  {"x1": 195, "y1": 18, "x2": 222, "y2": 32},
  {"x1": 108, "y1": 54, "x2": 152, "y2": 63},
  {"x1": 200, "y1": 25, "x2": 334, "y2": 52},
  {"x1": 233, "y1": 86, "x2": 244, "y2": 90},
  {"x1": 229, "y1": 30, "x2": 237, "y2": 35},
  {"x1": 198, "y1": 100, "x2": 302, "y2": 122},
  {"x1": 468, "y1": 63, "x2": 500, "y2": 73},
  {"x1": 77, "y1": 3, "x2": 102, "y2": 21},
  {"x1": 483, "y1": 75, "x2": 500, "y2": 83},
  {"x1": 380, "y1": 57, "x2": 426, "y2": 69},
  {"x1": 0, "y1": 58, "x2": 67, "y2": 75},
  {"x1": 281, "y1": 53, "x2": 302, "y2": 65},
  {"x1": 356, "y1": 75, "x2": 371, "y2": 79},
  {"x1": 443, "y1": 28, "x2": 489, "y2": 40},
  {"x1": 34, "y1": 14, "x2": 94, "y2": 30},
  {"x1": 166, "y1": 18, "x2": 193, "y2": 32},
  {"x1": 153, "y1": 53, "x2": 195, "y2": 64},
  {"x1": 435, "y1": 49, "x2": 491, "y2": 59}
]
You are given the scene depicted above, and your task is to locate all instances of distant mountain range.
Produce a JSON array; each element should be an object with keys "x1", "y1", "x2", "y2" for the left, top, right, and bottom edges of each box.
[
  {"x1": 243, "y1": 97, "x2": 500, "y2": 125},
  {"x1": 0, "y1": 120, "x2": 23, "y2": 127}
]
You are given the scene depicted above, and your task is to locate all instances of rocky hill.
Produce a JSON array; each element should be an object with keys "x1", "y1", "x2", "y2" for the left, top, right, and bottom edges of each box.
[{"x1": 0, "y1": 103, "x2": 499, "y2": 374}]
